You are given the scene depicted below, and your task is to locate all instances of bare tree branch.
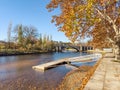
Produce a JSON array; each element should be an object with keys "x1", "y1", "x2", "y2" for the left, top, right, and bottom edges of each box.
[
  {"x1": 107, "y1": 37, "x2": 115, "y2": 44},
  {"x1": 96, "y1": 8, "x2": 118, "y2": 35}
]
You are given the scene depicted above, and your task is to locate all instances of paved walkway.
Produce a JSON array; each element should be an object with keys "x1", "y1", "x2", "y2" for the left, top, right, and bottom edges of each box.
[{"x1": 84, "y1": 53, "x2": 120, "y2": 90}]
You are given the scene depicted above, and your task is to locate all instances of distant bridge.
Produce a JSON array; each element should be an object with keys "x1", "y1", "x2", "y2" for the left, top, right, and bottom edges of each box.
[{"x1": 53, "y1": 43, "x2": 93, "y2": 52}]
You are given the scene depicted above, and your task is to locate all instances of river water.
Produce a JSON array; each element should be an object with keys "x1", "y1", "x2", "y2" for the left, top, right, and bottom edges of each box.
[{"x1": 0, "y1": 52, "x2": 95, "y2": 90}]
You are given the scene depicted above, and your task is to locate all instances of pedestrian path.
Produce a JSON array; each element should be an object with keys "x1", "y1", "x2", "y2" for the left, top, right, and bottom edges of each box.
[{"x1": 84, "y1": 53, "x2": 120, "y2": 90}]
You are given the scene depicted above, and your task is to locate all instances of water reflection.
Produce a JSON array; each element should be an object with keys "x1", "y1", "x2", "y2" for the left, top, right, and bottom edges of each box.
[
  {"x1": 71, "y1": 61, "x2": 96, "y2": 66},
  {"x1": 0, "y1": 52, "x2": 90, "y2": 90}
]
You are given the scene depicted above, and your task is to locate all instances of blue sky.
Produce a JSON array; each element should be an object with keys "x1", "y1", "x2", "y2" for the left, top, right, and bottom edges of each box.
[{"x1": 0, "y1": 0, "x2": 70, "y2": 42}]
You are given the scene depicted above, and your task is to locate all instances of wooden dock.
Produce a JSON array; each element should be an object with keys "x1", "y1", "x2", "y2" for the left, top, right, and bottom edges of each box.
[
  {"x1": 32, "y1": 54, "x2": 102, "y2": 71},
  {"x1": 32, "y1": 59, "x2": 67, "y2": 71}
]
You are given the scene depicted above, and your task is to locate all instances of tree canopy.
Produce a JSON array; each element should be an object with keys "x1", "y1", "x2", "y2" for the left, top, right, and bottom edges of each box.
[{"x1": 47, "y1": 0, "x2": 120, "y2": 48}]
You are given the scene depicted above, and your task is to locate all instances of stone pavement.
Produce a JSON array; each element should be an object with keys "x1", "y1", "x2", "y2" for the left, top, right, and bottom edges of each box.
[{"x1": 84, "y1": 53, "x2": 120, "y2": 90}]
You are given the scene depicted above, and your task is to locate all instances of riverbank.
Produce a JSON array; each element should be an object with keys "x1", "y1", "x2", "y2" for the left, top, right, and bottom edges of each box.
[
  {"x1": 0, "y1": 50, "x2": 53, "y2": 56},
  {"x1": 58, "y1": 65, "x2": 93, "y2": 90},
  {"x1": 58, "y1": 53, "x2": 103, "y2": 90}
]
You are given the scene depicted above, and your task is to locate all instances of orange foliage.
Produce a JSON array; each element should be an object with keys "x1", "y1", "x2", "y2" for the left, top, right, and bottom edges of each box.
[{"x1": 47, "y1": 0, "x2": 120, "y2": 48}]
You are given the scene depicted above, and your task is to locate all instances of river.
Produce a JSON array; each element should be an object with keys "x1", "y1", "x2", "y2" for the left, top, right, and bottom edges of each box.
[{"x1": 0, "y1": 52, "x2": 95, "y2": 90}]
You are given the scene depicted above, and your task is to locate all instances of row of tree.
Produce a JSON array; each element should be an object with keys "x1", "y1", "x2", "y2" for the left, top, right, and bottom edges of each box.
[{"x1": 1, "y1": 24, "x2": 55, "y2": 53}]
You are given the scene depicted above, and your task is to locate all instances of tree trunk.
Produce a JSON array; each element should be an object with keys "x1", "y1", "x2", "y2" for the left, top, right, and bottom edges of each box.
[
  {"x1": 114, "y1": 45, "x2": 120, "y2": 60},
  {"x1": 114, "y1": 35, "x2": 120, "y2": 60}
]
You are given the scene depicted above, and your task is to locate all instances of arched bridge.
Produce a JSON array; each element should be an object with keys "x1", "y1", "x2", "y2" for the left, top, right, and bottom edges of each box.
[{"x1": 54, "y1": 44, "x2": 93, "y2": 52}]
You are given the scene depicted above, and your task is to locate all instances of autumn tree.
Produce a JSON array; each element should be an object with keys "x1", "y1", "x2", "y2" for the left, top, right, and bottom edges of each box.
[
  {"x1": 7, "y1": 22, "x2": 12, "y2": 48},
  {"x1": 22, "y1": 26, "x2": 38, "y2": 51},
  {"x1": 47, "y1": 0, "x2": 120, "y2": 60},
  {"x1": 14, "y1": 25, "x2": 38, "y2": 51},
  {"x1": 42, "y1": 34, "x2": 51, "y2": 51},
  {"x1": 35, "y1": 33, "x2": 43, "y2": 50},
  {"x1": 14, "y1": 24, "x2": 23, "y2": 45},
  {"x1": 91, "y1": 20, "x2": 115, "y2": 49},
  {"x1": 39, "y1": 33, "x2": 42, "y2": 44}
]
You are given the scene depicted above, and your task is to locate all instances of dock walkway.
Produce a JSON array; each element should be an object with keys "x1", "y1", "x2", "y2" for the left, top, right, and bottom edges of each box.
[
  {"x1": 32, "y1": 54, "x2": 102, "y2": 71},
  {"x1": 32, "y1": 59, "x2": 66, "y2": 71}
]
